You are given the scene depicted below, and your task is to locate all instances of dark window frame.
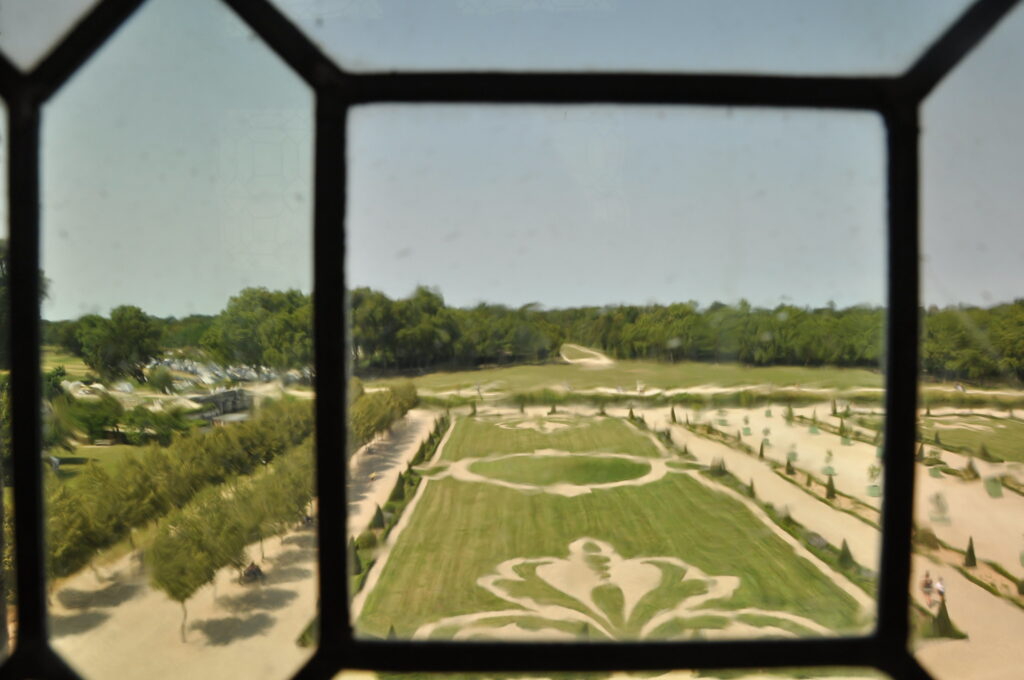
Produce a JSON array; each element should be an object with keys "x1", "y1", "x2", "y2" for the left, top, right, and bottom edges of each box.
[{"x1": 0, "y1": 0, "x2": 1018, "y2": 678}]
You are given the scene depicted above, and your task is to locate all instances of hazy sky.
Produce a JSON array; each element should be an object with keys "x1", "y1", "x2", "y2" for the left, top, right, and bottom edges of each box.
[{"x1": 0, "y1": 0, "x2": 1019, "y2": 318}]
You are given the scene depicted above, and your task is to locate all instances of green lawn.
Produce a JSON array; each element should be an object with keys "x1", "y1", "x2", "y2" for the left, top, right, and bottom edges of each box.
[
  {"x1": 357, "y1": 415, "x2": 864, "y2": 640},
  {"x1": 918, "y1": 413, "x2": 1024, "y2": 462},
  {"x1": 440, "y1": 416, "x2": 661, "y2": 462},
  {"x1": 371, "y1": 361, "x2": 883, "y2": 395},
  {"x1": 470, "y1": 455, "x2": 649, "y2": 486},
  {"x1": 41, "y1": 346, "x2": 91, "y2": 379},
  {"x1": 52, "y1": 444, "x2": 140, "y2": 485}
]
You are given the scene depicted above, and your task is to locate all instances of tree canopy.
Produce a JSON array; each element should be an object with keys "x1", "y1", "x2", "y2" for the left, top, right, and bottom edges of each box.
[
  {"x1": 71, "y1": 306, "x2": 162, "y2": 380},
  {"x1": 200, "y1": 287, "x2": 312, "y2": 370}
]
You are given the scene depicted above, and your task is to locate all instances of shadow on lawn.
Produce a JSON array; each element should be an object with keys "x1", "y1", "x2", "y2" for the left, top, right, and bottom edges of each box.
[
  {"x1": 217, "y1": 587, "x2": 298, "y2": 614},
  {"x1": 50, "y1": 610, "x2": 110, "y2": 637},
  {"x1": 57, "y1": 581, "x2": 142, "y2": 610},
  {"x1": 190, "y1": 612, "x2": 274, "y2": 646}
]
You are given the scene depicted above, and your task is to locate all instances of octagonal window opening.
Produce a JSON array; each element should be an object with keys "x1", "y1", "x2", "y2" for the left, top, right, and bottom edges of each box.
[{"x1": 0, "y1": 1, "x2": 1020, "y2": 679}]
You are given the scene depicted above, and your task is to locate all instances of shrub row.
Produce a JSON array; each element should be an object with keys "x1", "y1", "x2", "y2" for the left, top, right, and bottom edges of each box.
[
  {"x1": 348, "y1": 381, "x2": 418, "y2": 451},
  {"x1": 46, "y1": 399, "x2": 314, "y2": 579}
]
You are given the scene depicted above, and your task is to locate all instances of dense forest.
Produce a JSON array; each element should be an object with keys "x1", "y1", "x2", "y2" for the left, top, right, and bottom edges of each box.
[
  {"x1": 35, "y1": 285, "x2": 1024, "y2": 385},
  {"x1": 352, "y1": 286, "x2": 1024, "y2": 384}
]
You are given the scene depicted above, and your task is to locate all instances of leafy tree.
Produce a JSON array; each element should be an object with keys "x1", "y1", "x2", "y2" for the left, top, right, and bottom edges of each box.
[
  {"x1": 148, "y1": 514, "x2": 216, "y2": 642},
  {"x1": 147, "y1": 366, "x2": 174, "y2": 394},
  {"x1": 68, "y1": 393, "x2": 124, "y2": 443},
  {"x1": 201, "y1": 287, "x2": 311, "y2": 369},
  {"x1": 785, "y1": 459, "x2": 795, "y2": 475},
  {"x1": 826, "y1": 475, "x2": 837, "y2": 500},
  {"x1": 75, "y1": 306, "x2": 161, "y2": 380},
  {"x1": 42, "y1": 366, "x2": 66, "y2": 401},
  {"x1": 965, "y1": 537, "x2": 977, "y2": 567},
  {"x1": 0, "y1": 240, "x2": 49, "y2": 368}
]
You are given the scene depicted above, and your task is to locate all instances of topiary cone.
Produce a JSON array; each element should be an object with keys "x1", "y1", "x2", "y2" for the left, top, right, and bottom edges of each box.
[{"x1": 965, "y1": 537, "x2": 977, "y2": 567}]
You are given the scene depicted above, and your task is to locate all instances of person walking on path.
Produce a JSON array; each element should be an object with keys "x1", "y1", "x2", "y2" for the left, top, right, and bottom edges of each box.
[
  {"x1": 936, "y1": 576, "x2": 946, "y2": 604},
  {"x1": 921, "y1": 571, "x2": 934, "y2": 607}
]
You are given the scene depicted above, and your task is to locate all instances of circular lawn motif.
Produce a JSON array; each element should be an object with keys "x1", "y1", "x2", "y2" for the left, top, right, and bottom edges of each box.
[
  {"x1": 471, "y1": 455, "x2": 650, "y2": 487},
  {"x1": 446, "y1": 449, "x2": 673, "y2": 497}
]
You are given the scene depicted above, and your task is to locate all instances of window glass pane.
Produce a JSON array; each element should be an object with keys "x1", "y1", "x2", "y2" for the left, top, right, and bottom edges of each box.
[
  {"x1": 913, "y1": 5, "x2": 1024, "y2": 679},
  {"x1": 348, "y1": 105, "x2": 886, "y2": 642},
  {"x1": 273, "y1": 0, "x2": 969, "y2": 75},
  {"x1": 0, "y1": 0, "x2": 101, "y2": 71},
  {"x1": 0, "y1": 96, "x2": 13, "y2": 658},
  {"x1": 40, "y1": 0, "x2": 316, "y2": 677}
]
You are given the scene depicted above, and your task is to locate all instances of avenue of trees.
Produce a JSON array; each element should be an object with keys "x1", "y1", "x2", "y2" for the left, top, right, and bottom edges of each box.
[
  {"x1": 347, "y1": 379, "x2": 418, "y2": 452},
  {"x1": 45, "y1": 399, "x2": 314, "y2": 580},
  {"x1": 148, "y1": 440, "x2": 314, "y2": 641},
  {"x1": 351, "y1": 286, "x2": 1024, "y2": 384}
]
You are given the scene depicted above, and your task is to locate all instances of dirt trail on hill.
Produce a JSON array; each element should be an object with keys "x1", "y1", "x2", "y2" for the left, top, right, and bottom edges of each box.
[{"x1": 560, "y1": 343, "x2": 614, "y2": 366}]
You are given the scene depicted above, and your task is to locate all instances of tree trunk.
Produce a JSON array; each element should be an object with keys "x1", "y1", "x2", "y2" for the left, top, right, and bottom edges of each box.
[{"x1": 180, "y1": 602, "x2": 188, "y2": 642}]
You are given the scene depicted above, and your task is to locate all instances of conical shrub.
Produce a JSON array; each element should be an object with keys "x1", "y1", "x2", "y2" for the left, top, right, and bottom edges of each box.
[
  {"x1": 370, "y1": 504, "x2": 385, "y2": 530},
  {"x1": 965, "y1": 537, "x2": 977, "y2": 567},
  {"x1": 838, "y1": 539, "x2": 854, "y2": 570},
  {"x1": 932, "y1": 600, "x2": 958, "y2": 638}
]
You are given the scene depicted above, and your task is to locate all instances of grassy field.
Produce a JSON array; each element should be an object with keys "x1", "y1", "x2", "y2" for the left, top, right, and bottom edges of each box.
[
  {"x1": 371, "y1": 361, "x2": 884, "y2": 395},
  {"x1": 440, "y1": 415, "x2": 661, "y2": 462},
  {"x1": 918, "y1": 413, "x2": 1024, "y2": 462},
  {"x1": 41, "y1": 346, "x2": 91, "y2": 379},
  {"x1": 470, "y1": 456, "x2": 649, "y2": 486},
  {"x1": 357, "y1": 415, "x2": 863, "y2": 640},
  {"x1": 52, "y1": 444, "x2": 139, "y2": 486}
]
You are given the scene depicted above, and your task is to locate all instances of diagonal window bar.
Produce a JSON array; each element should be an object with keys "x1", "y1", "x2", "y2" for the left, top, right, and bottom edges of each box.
[{"x1": 0, "y1": 0, "x2": 1016, "y2": 678}]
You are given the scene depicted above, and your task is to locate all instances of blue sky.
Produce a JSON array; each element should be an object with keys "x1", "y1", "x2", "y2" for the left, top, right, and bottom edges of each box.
[{"x1": 0, "y1": 0, "x2": 1019, "y2": 318}]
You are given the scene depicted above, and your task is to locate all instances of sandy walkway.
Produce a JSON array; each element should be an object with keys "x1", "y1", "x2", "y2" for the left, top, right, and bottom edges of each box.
[
  {"x1": 50, "y1": 525, "x2": 318, "y2": 680},
  {"x1": 911, "y1": 453, "x2": 1024, "y2": 580},
  {"x1": 351, "y1": 415, "x2": 457, "y2": 619},
  {"x1": 47, "y1": 407, "x2": 437, "y2": 680},
  {"x1": 347, "y1": 409, "x2": 438, "y2": 535},
  {"x1": 912, "y1": 555, "x2": 1024, "y2": 680}
]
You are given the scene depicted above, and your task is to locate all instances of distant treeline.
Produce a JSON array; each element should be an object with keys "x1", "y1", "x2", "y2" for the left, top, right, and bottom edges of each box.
[
  {"x1": 38, "y1": 284, "x2": 1024, "y2": 385},
  {"x1": 353, "y1": 286, "x2": 1024, "y2": 384},
  {"x1": 42, "y1": 288, "x2": 310, "y2": 379}
]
